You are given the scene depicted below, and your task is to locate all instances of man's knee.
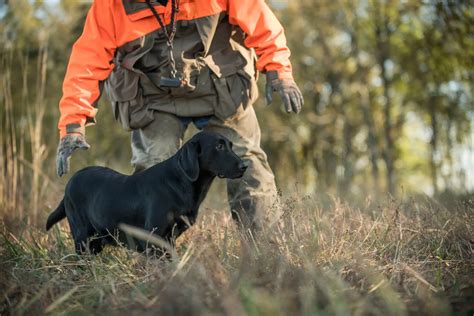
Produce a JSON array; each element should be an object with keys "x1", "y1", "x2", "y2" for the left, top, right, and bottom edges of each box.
[
  {"x1": 130, "y1": 112, "x2": 184, "y2": 172},
  {"x1": 227, "y1": 153, "x2": 279, "y2": 229},
  {"x1": 131, "y1": 140, "x2": 179, "y2": 173}
]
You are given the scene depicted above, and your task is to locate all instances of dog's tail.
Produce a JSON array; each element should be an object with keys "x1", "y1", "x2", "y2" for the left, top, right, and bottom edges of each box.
[{"x1": 46, "y1": 199, "x2": 66, "y2": 231}]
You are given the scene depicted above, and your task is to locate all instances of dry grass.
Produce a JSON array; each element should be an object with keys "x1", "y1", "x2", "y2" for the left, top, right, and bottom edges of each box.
[
  {"x1": 1, "y1": 196, "x2": 473, "y2": 315},
  {"x1": 1, "y1": 38, "x2": 473, "y2": 316}
]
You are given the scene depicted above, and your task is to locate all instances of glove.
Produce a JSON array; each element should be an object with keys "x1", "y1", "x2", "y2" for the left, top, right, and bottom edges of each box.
[
  {"x1": 56, "y1": 134, "x2": 90, "y2": 177},
  {"x1": 265, "y1": 71, "x2": 304, "y2": 114}
]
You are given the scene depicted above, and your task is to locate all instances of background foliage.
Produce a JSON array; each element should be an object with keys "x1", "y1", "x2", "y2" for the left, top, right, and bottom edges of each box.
[
  {"x1": 1, "y1": 0, "x2": 473, "y2": 209},
  {"x1": 0, "y1": 1, "x2": 473, "y2": 315}
]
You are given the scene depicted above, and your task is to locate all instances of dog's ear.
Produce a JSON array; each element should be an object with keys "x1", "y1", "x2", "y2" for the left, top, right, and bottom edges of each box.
[{"x1": 177, "y1": 140, "x2": 200, "y2": 181}]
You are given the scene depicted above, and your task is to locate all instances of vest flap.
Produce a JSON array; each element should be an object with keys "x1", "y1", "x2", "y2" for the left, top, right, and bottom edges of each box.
[{"x1": 195, "y1": 14, "x2": 222, "y2": 55}]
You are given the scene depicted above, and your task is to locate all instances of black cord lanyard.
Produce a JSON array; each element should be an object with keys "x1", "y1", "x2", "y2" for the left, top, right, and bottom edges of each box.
[{"x1": 145, "y1": 0, "x2": 182, "y2": 87}]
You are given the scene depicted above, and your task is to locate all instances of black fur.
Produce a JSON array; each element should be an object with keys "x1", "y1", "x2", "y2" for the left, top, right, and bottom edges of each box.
[
  {"x1": 46, "y1": 131, "x2": 247, "y2": 254},
  {"x1": 46, "y1": 199, "x2": 65, "y2": 230}
]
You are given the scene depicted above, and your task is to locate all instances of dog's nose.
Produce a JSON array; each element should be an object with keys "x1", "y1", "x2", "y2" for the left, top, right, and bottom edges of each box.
[{"x1": 238, "y1": 161, "x2": 249, "y2": 172}]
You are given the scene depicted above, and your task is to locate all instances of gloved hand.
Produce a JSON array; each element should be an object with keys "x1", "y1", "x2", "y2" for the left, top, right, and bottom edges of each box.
[
  {"x1": 265, "y1": 71, "x2": 304, "y2": 114},
  {"x1": 56, "y1": 134, "x2": 90, "y2": 177}
]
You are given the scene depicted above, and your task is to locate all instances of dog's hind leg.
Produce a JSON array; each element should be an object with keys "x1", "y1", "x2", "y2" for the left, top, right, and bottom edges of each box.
[
  {"x1": 71, "y1": 231, "x2": 88, "y2": 254},
  {"x1": 88, "y1": 238, "x2": 104, "y2": 254},
  {"x1": 64, "y1": 197, "x2": 95, "y2": 254},
  {"x1": 72, "y1": 231, "x2": 101, "y2": 254}
]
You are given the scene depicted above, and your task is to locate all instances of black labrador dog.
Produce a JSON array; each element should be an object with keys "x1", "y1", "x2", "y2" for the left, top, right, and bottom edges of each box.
[{"x1": 46, "y1": 131, "x2": 247, "y2": 254}]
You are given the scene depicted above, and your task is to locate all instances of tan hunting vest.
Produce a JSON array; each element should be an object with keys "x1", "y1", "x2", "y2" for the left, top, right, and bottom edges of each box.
[{"x1": 105, "y1": 5, "x2": 259, "y2": 131}]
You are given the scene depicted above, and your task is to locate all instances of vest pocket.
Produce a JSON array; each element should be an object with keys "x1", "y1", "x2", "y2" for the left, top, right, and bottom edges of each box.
[
  {"x1": 211, "y1": 75, "x2": 237, "y2": 120},
  {"x1": 210, "y1": 69, "x2": 253, "y2": 121},
  {"x1": 107, "y1": 68, "x2": 154, "y2": 131},
  {"x1": 107, "y1": 67, "x2": 140, "y2": 101},
  {"x1": 112, "y1": 92, "x2": 155, "y2": 131}
]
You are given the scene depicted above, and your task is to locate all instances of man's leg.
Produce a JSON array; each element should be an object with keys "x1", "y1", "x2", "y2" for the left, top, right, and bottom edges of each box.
[
  {"x1": 131, "y1": 111, "x2": 186, "y2": 173},
  {"x1": 204, "y1": 106, "x2": 279, "y2": 230}
]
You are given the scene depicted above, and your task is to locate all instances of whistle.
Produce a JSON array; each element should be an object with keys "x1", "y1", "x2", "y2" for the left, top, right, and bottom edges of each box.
[{"x1": 159, "y1": 76, "x2": 182, "y2": 88}]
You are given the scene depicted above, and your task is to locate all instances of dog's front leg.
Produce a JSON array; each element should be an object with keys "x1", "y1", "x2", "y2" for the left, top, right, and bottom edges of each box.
[{"x1": 168, "y1": 216, "x2": 194, "y2": 242}]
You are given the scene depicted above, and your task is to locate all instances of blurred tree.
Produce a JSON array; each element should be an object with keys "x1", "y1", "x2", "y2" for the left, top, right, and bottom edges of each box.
[
  {"x1": 267, "y1": 0, "x2": 473, "y2": 198},
  {"x1": 1, "y1": 0, "x2": 473, "y2": 217}
]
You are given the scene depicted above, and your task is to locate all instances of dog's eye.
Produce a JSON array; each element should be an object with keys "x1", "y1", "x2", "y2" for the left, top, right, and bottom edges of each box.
[{"x1": 216, "y1": 143, "x2": 224, "y2": 151}]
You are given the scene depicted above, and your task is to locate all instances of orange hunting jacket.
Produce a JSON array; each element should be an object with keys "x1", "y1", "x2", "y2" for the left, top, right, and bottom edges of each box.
[{"x1": 58, "y1": 0, "x2": 293, "y2": 138}]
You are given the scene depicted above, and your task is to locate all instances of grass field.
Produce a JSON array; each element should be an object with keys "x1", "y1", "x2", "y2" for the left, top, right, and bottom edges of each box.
[{"x1": 1, "y1": 195, "x2": 473, "y2": 315}]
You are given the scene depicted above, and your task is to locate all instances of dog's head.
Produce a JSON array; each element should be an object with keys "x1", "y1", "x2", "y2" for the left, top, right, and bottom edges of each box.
[{"x1": 177, "y1": 131, "x2": 248, "y2": 181}]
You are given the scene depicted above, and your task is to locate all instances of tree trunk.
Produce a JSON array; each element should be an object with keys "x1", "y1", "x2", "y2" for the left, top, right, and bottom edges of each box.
[
  {"x1": 429, "y1": 95, "x2": 439, "y2": 195},
  {"x1": 350, "y1": 5, "x2": 380, "y2": 197},
  {"x1": 361, "y1": 88, "x2": 381, "y2": 195},
  {"x1": 374, "y1": 1, "x2": 395, "y2": 195}
]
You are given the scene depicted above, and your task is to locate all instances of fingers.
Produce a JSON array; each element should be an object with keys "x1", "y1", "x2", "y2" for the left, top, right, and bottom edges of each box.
[
  {"x1": 272, "y1": 80, "x2": 304, "y2": 114},
  {"x1": 56, "y1": 146, "x2": 72, "y2": 177},
  {"x1": 56, "y1": 150, "x2": 70, "y2": 177},
  {"x1": 280, "y1": 88, "x2": 303, "y2": 114},
  {"x1": 79, "y1": 140, "x2": 91, "y2": 150},
  {"x1": 289, "y1": 91, "x2": 301, "y2": 113},
  {"x1": 292, "y1": 89, "x2": 304, "y2": 113},
  {"x1": 59, "y1": 154, "x2": 70, "y2": 177},
  {"x1": 62, "y1": 154, "x2": 71, "y2": 176},
  {"x1": 56, "y1": 155, "x2": 63, "y2": 177},
  {"x1": 280, "y1": 90, "x2": 292, "y2": 113},
  {"x1": 295, "y1": 85, "x2": 304, "y2": 108},
  {"x1": 265, "y1": 84, "x2": 273, "y2": 105}
]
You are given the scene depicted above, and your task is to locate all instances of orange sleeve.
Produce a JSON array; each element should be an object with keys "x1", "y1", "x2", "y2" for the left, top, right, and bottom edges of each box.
[
  {"x1": 228, "y1": 0, "x2": 293, "y2": 80},
  {"x1": 58, "y1": 0, "x2": 117, "y2": 138}
]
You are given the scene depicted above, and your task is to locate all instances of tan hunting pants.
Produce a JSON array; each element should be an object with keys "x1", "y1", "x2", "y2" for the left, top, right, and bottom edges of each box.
[{"x1": 130, "y1": 105, "x2": 278, "y2": 229}]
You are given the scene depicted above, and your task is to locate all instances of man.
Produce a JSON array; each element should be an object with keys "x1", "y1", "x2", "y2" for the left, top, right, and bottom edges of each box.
[{"x1": 56, "y1": 0, "x2": 303, "y2": 230}]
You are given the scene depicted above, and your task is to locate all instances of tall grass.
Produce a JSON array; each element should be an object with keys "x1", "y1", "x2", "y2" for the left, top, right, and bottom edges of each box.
[
  {"x1": 27, "y1": 42, "x2": 48, "y2": 225},
  {"x1": 0, "y1": 197, "x2": 472, "y2": 315},
  {"x1": 1, "y1": 41, "x2": 52, "y2": 226}
]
